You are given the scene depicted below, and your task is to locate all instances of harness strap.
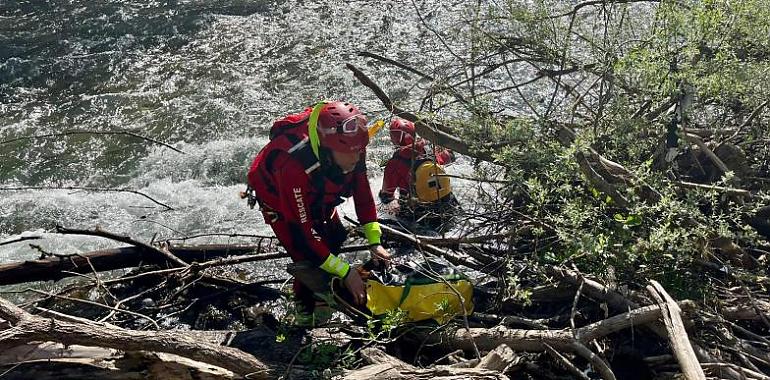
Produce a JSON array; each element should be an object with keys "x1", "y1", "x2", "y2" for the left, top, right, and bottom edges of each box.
[{"x1": 288, "y1": 136, "x2": 321, "y2": 174}]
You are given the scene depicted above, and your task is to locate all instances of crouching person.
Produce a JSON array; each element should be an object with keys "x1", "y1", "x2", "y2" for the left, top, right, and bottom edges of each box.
[
  {"x1": 246, "y1": 100, "x2": 391, "y2": 326},
  {"x1": 379, "y1": 118, "x2": 459, "y2": 233}
]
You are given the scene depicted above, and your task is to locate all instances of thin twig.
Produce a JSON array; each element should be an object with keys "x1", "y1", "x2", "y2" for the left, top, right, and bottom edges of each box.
[
  {"x1": 544, "y1": 342, "x2": 591, "y2": 380},
  {"x1": 56, "y1": 225, "x2": 189, "y2": 268},
  {"x1": 724, "y1": 100, "x2": 769, "y2": 144},
  {"x1": 358, "y1": 51, "x2": 434, "y2": 80},
  {"x1": 570, "y1": 341, "x2": 617, "y2": 380},
  {"x1": 547, "y1": 0, "x2": 660, "y2": 19},
  {"x1": 0, "y1": 186, "x2": 174, "y2": 210},
  {"x1": 26, "y1": 289, "x2": 160, "y2": 329},
  {"x1": 0, "y1": 236, "x2": 41, "y2": 247},
  {"x1": 570, "y1": 277, "x2": 585, "y2": 337},
  {"x1": 0, "y1": 129, "x2": 184, "y2": 154}
]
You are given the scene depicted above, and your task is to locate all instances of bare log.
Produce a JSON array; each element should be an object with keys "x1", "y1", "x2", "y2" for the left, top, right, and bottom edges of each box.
[
  {"x1": 722, "y1": 300, "x2": 770, "y2": 321},
  {"x1": 646, "y1": 281, "x2": 706, "y2": 380},
  {"x1": 475, "y1": 344, "x2": 519, "y2": 372},
  {"x1": 556, "y1": 269, "x2": 743, "y2": 380},
  {"x1": 0, "y1": 296, "x2": 271, "y2": 377},
  {"x1": 343, "y1": 348, "x2": 508, "y2": 380},
  {"x1": 0, "y1": 244, "x2": 284, "y2": 285},
  {"x1": 432, "y1": 302, "x2": 667, "y2": 353},
  {"x1": 0, "y1": 349, "x2": 238, "y2": 380}
]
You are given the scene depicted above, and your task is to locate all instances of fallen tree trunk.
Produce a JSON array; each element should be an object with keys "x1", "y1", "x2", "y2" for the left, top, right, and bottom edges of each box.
[
  {"x1": 0, "y1": 244, "x2": 286, "y2": 285},
  {"x1": 0, "y1": 346, "x2": 238, "y2": 380},
  {"x1": 0, "y1": 296, "x2": 272, "y2": 377},
  {"x1": 648, "y1": 281, "x2": 706, "y2": 380},
  {"x1": 56, "y1": 225, "x2": 191, "y2": 268},
  {"x1": 343, "y1": 348, "x2": 508, "y2": 380},
  {"x1": 431, "y1": 302, "x2": 671, "y2": 353}
]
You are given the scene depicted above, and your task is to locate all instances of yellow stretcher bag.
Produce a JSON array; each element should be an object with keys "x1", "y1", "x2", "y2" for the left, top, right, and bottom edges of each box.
[
  {"x1": 413, "y1": 160, "x2": 452, "y2": 202},
  {"x1": 366, "y1": 272, "x2": 473, "y2": 324}
]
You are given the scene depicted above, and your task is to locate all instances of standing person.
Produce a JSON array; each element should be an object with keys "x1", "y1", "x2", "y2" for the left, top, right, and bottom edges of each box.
[
  {"x1": 246, "y1": 100, "x2": 391, "y2": 321},
  {"x1": 378, "y1": 118, "x2": 459, "y2": 232}
]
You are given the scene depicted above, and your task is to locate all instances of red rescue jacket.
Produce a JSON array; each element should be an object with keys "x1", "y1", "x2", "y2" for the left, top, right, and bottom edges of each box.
[{"x1": 247, "y1": 112, "x2": 378, "y2": 265}]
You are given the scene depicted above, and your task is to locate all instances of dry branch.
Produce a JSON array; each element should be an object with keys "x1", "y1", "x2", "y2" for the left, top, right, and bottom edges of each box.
[
  {"x1": 0, "y1": 243, "x2": 282, "y2": 285},
  {"x1": 432, "y1": 301, "x2": 669, "y2": 353},
  {"x1": 0, "y1": 296, "x2": 271, "y2": 377},
  {"x1": 376, "y1": 221, "x2": 485, "y2": 270},
  {"x1": 544, "y1": 343, "x2": 591, "y2": 380},
  {"x1": 0, "y1": 129, "x2": 184, "y2": 154},
  {"x1": 343, "y1": 348, "x2": 508, "y2": 380},
  {"x1": 683, "y1": 133, "x2": 733, "y2": 179},
  {"x1": 0, "y1": 236, "x2": 41, "y2": 247},
  {"x1": 647, "y1": 281, "x2": 706, "y2": 380},
  {"x1": 56, "y1": 225, "x2": 189, "y2": 268},
  {"x1": 575, "y1": 151, "x2": 630, "y2": 208},
  {"x1": 346, "y1": 63, "x2": 493, "y2": 162},
  {"x1": 0, "y1": 186, "x2": 175, "y2": 210},
  {"x1": 556, "y1": 269, "x2": 743, "y2": 380},
  {"x1": 570, "y1": 342, "x2": 616, "y2": 380},
  {"x1": 674, "y1": 181, "x2": 752, "y2": 198}
]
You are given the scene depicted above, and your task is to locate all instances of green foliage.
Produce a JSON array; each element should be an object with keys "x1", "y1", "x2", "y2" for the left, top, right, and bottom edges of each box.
[
  {"x1": 298, "y1": 342, "x2": 341, "y2": 369},
  {"x1": 366, "y1": 307, "x2": 408, "y2": 340},
  {"x1": 439, "y1": 0, "x2": 770, "y2": 298},
  {"x1": 506, "y1": 274, "x2": 533, "y2": 306}
]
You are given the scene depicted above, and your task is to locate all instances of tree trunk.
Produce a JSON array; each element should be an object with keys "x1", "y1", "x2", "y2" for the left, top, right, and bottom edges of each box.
[
  {"x1": 0, "y1": 244, "x2": 285, "y2": 285},
  {"x1": 0, "y1": 296, "x2": 273, "y2": 377},
  {"x1": 343, "y1": 348, "x2": 509, "y2": 380}
]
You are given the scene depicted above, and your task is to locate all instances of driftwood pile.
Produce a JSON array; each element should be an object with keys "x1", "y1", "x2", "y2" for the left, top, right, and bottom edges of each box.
[
  {"x1": 1, "y1": 222, "x2": 769, "y2": 380},
  {"x1": 1, "y1": 63, "x2": 768, "y2": 380},
  {"x1": 1, "y1": 65, "x2": 768, "y2": 379}
]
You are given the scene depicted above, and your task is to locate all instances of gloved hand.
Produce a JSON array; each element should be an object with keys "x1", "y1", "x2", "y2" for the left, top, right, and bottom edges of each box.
[
  {"x1": 369, "y1": 244, "x2": 392, "y2": 266},
  {"x1": 343, "y1": 269, "x2": 367, "y2": 306}
]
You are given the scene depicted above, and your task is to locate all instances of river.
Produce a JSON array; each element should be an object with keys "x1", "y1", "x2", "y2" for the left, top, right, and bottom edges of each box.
[{"x1": 0, "y1": 0, "x2": 489, "y2": 286}]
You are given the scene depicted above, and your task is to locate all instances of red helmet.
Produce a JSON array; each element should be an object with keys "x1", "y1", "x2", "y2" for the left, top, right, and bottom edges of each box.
[
  {"x1": 316, "y1": 101, "x2": 369, "y2": 153},
  {"x1": 389, "y1": 118, "x2": 415, "y2": 146}
]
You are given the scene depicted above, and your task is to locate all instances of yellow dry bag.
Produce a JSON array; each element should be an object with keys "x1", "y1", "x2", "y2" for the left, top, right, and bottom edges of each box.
[{"x1": 366, "y1": 267, "x2": 473, "y2": 324}]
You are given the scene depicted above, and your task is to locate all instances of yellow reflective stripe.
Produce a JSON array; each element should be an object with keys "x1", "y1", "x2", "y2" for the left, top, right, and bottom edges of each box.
[
  {"x1": 319, "y1": 253, "x2": 350, "y2": 278},
  {"x1": 307, "y1": 101, "x2": 326, "y2": 159},
  {"x1": 362, "y1": 222, "x2": 382, "y2": 245}
]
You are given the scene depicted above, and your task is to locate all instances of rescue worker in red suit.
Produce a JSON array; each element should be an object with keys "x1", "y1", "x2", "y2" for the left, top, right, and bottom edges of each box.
[
  {"x1": 378, "y1": 118, "x2": 457, "y2": 232},
  {"x1": 247, "y1": 101, "x2": 391, "y2": 316}
]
